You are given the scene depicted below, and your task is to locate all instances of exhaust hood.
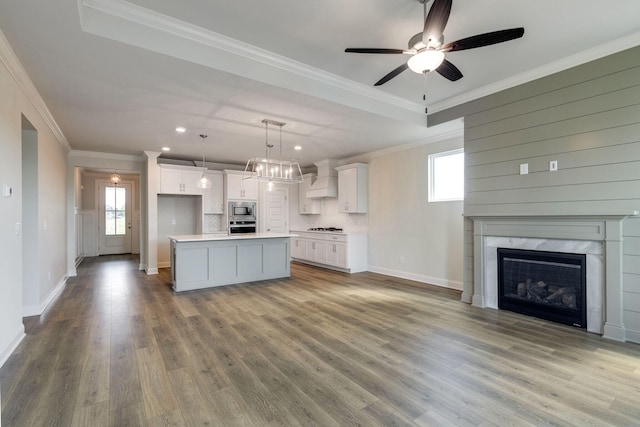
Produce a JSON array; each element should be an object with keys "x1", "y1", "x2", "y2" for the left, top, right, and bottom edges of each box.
[{"x1": 306, "y1": 159, "x2": 338, "y2": 199}]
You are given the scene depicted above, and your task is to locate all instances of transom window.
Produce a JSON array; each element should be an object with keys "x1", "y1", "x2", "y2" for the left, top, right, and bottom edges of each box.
[{"x1": 428, "y1": 148, "x2": 464, "y2": 202}]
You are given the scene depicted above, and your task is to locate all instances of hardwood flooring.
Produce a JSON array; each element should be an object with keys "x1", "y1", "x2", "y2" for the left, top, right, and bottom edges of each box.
[{"x1": 2, "y1": 255, "x2": 640, "y2": 426}]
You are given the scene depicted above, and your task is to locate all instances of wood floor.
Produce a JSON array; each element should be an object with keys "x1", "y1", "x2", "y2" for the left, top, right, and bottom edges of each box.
[{"x1": 2, "y1": 256, "x2": 640, "y2": 426}]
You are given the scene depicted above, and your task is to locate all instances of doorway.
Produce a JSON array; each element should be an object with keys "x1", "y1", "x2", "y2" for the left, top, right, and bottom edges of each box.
[
  {"x1": 97, "y1": 180, "x2": 132, "y2": 255},
  {"x1": 265, "y1": 188, "x2": 289, "y2": 233}
]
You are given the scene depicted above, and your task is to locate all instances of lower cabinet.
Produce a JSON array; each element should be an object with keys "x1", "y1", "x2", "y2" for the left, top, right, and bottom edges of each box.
[{"x1": 290, "y1": 231, "x2": 367, "y2": 273}]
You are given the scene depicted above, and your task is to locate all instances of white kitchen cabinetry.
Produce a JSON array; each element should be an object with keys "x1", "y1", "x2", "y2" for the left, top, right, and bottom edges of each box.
[
  {"x1": 336, "y1": 163, "x2": 368, "y2": 213},
  {"x1": 203, "y1": 171, "x2": 224, "y2": 214},
  {"x1": 291, "y1": 237, "x2": 306, "y2": 259},
  {"x1": 225, "y1": 170, "x2": 259, "y2": 200},
  {"x1": 290, "y1": 231, "x2": 367, "y2": 273},
  {"x1": 159, "y1": 165, "x2": 204, "y2": 195},
  {"x1": 298, "y1": 173, "x2": 321, "y2": 214}
]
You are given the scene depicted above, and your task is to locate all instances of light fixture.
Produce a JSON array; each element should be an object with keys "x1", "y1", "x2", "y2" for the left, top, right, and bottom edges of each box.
[
  {"x1": 197, "y1": 134, "x2": 211, "y2": 189},
  {"x1": 175, "y1": 126, "x2": 186, "y2": 133},
  {"x1": 110, "y1": 171, "x2": 121, "y2": 185},
  {"x1": 294, "y1": 145, "x2": 302, "y2": 151},
  {"x1": 161, "y1": 146, "x2": 171, "y2": 152},
  {"x1": 407, "y1": 49, "x2": 445, "y2": 74},
  {"x1": 244, "y1": 119, "x2": 304, "y2": 187}
]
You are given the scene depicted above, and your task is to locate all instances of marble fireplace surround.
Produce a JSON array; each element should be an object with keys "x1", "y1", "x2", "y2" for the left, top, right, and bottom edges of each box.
[{"x1": 466, "y1": 216, "x2": 626, "y2": 341}]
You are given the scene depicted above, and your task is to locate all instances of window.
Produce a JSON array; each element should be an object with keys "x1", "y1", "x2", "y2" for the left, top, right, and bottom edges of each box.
[
  {"x1": 428, "y1": 148, "x2": 464, "y2": 202},
  {"x1": 105, "y1": 186, "x2": 126, "y2": 235}
]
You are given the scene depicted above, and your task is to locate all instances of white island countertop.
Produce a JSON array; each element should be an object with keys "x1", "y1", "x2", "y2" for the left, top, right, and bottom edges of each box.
[{"x1": 169, "y1": 232, "x2": 297, "y2": 243}]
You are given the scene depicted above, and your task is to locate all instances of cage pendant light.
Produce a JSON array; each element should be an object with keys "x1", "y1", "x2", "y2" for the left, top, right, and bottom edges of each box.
[
  {"x1": 244, "y1": 119, "x2": 303, "y2": 185},
  {"x1": 110, "y1": 171, "x2": 121, "y2": 185}
]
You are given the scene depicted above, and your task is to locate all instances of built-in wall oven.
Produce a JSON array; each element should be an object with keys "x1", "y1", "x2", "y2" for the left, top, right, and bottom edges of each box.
[{"x1": 228, "y1": 201, "x2": 256, "y2": 234}]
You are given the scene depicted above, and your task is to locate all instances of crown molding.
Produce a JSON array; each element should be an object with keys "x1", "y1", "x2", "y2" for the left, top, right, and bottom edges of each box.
[
  {"x1": 0, "y1": 29, "x2": 71, "y2": 152},
  {"x1": 339, "y1": 122, "x2": 464, "y2": 165},
  {"x1": 69, "y1": 150, "x2": 145, "y2": 161},
  {"x1": 430, "y1": 30, "x2": 640, "y2": 114},
  {"x1": 79, "y1": 0, "x2": 426, "y2": 125}
]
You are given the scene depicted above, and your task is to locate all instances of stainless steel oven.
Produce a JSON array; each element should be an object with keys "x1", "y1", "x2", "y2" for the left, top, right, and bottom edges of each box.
[{"x1": 228, "y1": 201, "x2": 256, "y2": 234}]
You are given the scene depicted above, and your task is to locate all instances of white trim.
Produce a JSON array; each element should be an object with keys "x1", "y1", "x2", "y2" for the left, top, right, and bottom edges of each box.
[
  {"x1": 340, "y1": 127, "x2": 464, "y2": 165},
  {"x1": 367, "y1": 265, "x2": 463, "y2": 291},
  {"x1": 0, "y1": 29, "x2": 71, "y2": 152},
  {"x1": 69, "y1": 150, "x2": 145, "y2": 161},
  {"x1": 22, "y1": 275, "x2": 68, "y2": 317},
  {"x1": 146, "y1": 267, "x2": 159, "y2": 275},
  {"x1": 430, "y1": 30, "x2": 640, "y2": 114},
  {"x1": 0, "y1": 324, "x2": 25, "y2": 369}
]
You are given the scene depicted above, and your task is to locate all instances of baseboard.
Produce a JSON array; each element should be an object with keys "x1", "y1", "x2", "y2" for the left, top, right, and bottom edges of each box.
[
  {"x1": 157, "y1": 261, "x2": 170, "y2": 269},
  {"x1": 367, "y1": 265, "x2": 463, "y2": 291},
  {"x1": 0, "y1": 323, "x2": 26, "y2": 369},
  {"x1": 146, "y1": 267, "x2": 159, "y2": 275},
  {"x1": 23, "y1": 275, "x2": 68, "y2": 317},
  {"x1": 138, "y1": 263, "x2": 146, "y2": 271},
  {"x1": 75, "y1": 256, "x2": 84, "y2": 269},
  {"x1": 623, "y1": 328, "x2": 640, "y2": 344}
]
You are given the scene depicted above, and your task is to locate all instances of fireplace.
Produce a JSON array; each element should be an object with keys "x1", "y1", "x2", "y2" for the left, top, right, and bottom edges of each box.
[{"x1": 498, "y1": 248, "x2": 587, "y2": 328}]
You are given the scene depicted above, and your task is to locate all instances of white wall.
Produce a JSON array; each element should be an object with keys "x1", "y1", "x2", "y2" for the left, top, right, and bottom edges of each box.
[
  {"x1": 367, "y1": 137, "x2": 464, "y2": 290},
  {"x1": 0, "y1": 29, "x2": 69, "y2": 366},
  {"x1": 157, "y1": 195, "x2": 199, "y2": 267}
]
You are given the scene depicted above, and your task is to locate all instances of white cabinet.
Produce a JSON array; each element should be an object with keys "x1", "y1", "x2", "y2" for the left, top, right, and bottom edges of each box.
[
  {"x1": 325, "y1": 235, "x2": 347, "y2": 268},
  {"x1": 203, "y1": 171, "x2": 224, "y2": 214},
  {"x1": 159, "y1": 165, "x2": 203, "y2": 195},
  {"x1": 290, "y1": 231, "x2": 367, "y2": 273},
  {"x1": 225, "y1": 170, "x2": 259, "y2": 200},
  {"x1": 291, "y1": 237, "x2": 306, "y2": 259},
  {"x1": 298, "y1": 173, "x2": 321, "y2": 214},
  {"x1": 336, "y1": 163, "x2": 368, "y2": 213}
]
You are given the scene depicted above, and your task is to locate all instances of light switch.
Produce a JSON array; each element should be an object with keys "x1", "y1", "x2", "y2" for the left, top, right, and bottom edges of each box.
[
  {"x1": 520, "y1": 163, "x2": 529, "y2": 175},
  {"x1": 550, "y1": 160, "x2": 558, "y2": 171},
  {"x1": 3, "y1": 185, "x2": 12, "y2": 197}
]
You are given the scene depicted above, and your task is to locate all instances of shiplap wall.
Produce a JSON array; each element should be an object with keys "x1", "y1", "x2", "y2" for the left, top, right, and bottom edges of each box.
[
  {"x1": 623, "y1": 217, "x2": 640, "y2": 342},
  {"x1": 432, "y1": 45, "x2": 640, "y2": 341}
]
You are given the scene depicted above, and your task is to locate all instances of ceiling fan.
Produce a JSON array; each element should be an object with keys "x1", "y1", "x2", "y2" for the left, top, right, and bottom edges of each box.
[{"x1": 345, "y1": 0, "x2": 524, "y2": 86}]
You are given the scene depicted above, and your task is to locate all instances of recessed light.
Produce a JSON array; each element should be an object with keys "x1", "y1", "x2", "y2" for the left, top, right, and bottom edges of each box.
[
  {"x1": 175, "y1": 127, "x2": 186, "y2": 133},
  {"x1": 161, "y1": 147, "x2": 171, "y2": 152},
  {"x1": 294, "y1": 145, "x2": 302, "y2": 151}
]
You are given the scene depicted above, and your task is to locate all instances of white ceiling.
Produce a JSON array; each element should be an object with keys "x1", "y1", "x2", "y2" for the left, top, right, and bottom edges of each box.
[{"x1": 1, "y1": 0, "x2": 639, "y2": 167}]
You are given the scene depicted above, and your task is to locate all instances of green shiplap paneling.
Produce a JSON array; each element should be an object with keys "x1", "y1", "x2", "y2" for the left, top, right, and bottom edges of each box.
[{"x1": 623, "y1": 273, "x2": 640, "y2": 294}]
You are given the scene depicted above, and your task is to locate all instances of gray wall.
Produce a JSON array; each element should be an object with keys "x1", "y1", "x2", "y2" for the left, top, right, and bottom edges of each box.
[{"x1": 432, "y1": 45, "x2": 640, "y2": 341}]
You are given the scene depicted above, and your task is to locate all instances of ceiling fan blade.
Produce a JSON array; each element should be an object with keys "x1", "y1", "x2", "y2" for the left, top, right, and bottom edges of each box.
[
  {"x1": 422, "y1": 0, "x2": 452, "y2": 46},
  {"x1": 345, "y1": 48, "x2": 413, "y2": 54},
  {"x1": 436, "y1": 59, "x2": 463, "y2": 81},
  {"x1": 441, "y1": 27, "x2": 525, "y2": 52},
  {"x1": 374, "y1": 63, "x2": 409, "y2": 86}
]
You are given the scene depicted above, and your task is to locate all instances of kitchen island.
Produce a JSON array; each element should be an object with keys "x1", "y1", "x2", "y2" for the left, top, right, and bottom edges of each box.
[{"x1": 169, "y1": 233, "x2": 295, "y2": 292}]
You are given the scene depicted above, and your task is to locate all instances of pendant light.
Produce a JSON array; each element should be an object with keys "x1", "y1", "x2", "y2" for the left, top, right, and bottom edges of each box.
[
  {"x1": 110, "y1": 170, "x2": 121, "y2": 185},
  {"x1": 244, "y1": 119, "x2": 303, "y2": 186},
  {"x1": 197, "y1": 134, "x2": 212, "y2": 189}
]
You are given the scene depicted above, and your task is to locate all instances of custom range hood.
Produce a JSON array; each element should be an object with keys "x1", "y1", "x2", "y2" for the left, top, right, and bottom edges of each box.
[{"x1": 306, "y1": 159, "x2": 338, "y2": 199}]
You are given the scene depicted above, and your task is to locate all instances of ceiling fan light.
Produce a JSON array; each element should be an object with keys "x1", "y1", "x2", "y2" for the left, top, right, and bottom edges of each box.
[{"x1": 407, "y1": 50, "x2": 445, "y2": 73}]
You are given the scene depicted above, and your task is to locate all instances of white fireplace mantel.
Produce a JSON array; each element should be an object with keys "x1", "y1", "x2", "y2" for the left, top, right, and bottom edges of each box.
[{"x1": 466, "y1": 215, "x2": 627, "y2": 342}]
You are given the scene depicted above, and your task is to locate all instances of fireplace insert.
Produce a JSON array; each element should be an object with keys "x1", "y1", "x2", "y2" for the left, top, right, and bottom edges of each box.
[{"x1": 497, "y1": 248, "x2": 586, "y2": 328}]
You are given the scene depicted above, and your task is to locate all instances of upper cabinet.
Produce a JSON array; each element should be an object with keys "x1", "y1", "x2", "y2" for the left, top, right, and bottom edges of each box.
[
  {"x1": 224, "y1": 170, "x2": 259, "y2": 200},
  {"x1": 298, "y1": 173, "x2": 321, "y2": 214},
  {"x1": 159, "y1": 165, "x2": 203, "y2": 195},
  {"x1": 203, "y1": 171, "x2": 224, "y2": 214},
  {"x1": 336, "y1": 163, "x2": 368, "y2": 214}
]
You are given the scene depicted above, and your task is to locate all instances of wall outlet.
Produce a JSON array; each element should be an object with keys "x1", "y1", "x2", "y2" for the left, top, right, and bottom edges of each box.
[
  {"x1": 43, "y1": 220, "x2": 48, "y2": 231},
  {"x1": 171, "y1": 219, "x2": 177, "y2": 225},
  {"x1": 550, "y1": 160, "x2": 558, "y2": 171},
  {"x1": 519, "y1": 163, "x2": 529, "y2": 175},
  {"x1": 399, "y1": 256, "x2": 405, "y2": 264}
]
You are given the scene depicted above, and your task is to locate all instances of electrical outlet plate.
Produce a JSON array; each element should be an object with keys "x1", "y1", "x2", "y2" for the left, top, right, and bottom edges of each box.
[{"x1": 519, "y1": 163, "x2": 529, "y2": 175}]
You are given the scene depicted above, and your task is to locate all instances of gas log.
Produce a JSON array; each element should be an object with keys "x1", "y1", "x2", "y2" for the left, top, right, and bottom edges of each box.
[{"x1": 507, "y1": 279, "x2": 577, "y2": 309}]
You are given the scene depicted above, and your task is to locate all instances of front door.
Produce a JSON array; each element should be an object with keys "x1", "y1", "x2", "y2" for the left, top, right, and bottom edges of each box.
[
  {"x1": 98, "y1": 181, "x2": 132, "y2": 255},
  {"x1": 265, "y1": 188, "x2": 288, "y2": 233}
]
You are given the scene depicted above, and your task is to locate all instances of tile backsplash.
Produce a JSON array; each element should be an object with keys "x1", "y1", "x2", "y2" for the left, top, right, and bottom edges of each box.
[
  {"x1": 203, "y1": 214, "x2": 223, "y2": 233},
  {"x1": 291, "y1": 198, "x2": 368, "y2": 233}
]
